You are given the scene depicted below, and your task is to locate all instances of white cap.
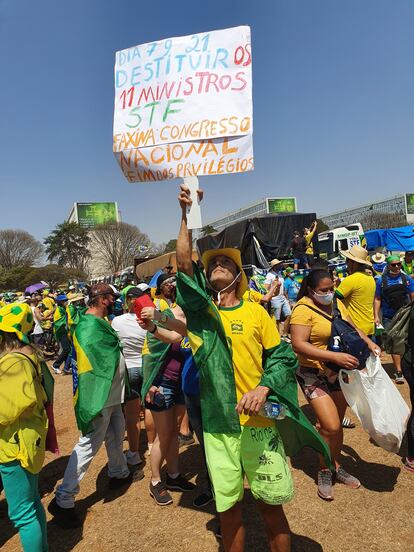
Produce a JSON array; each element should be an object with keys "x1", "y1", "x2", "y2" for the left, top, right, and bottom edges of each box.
[{"x1": 137, "y1": 283, "x2": 150, "y2": 292}]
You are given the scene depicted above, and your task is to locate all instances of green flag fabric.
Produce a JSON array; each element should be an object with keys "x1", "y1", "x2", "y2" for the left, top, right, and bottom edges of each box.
[
  {"x1": 67, "y1": 303, "x2": 87, "y2": 338},
  {"x1": 176, "y1": 263, "x2": 332, "y2": 468},
  {"x1": 73, "y1": 314, "x2": 121, "y2": 435},
  {"x1": 53, "y1": 305, "x2": 67, "y2": 341}
]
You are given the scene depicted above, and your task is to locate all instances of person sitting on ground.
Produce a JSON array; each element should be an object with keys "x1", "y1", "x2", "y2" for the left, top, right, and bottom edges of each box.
[
  {"x1": 374, "y1": 255, "x2": 414, "y2": 384},
  {"x1": 0, "y1": 303, "x2": 49, "y2": 552},
  {"x1": 290, "y1": 269, "x2": 380, "y2": 501}
]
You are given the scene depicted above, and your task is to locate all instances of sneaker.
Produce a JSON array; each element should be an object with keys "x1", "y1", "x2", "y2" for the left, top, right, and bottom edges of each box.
[
  {"x1": 404, "y1": 457, "x2": 414, "y2": 473},
  {"x1": 53, "y1": 367, "x2": 61, "y2": 375},
  {"x1": 178, "y1": 432, "x2": 195, "y2": 448},
  {"x1": 336, "y1": 467, "x2": 361, "y2": 489},
  {"x1": 394, "y1": 372, "x2": 405, "y2": 384},
  {"x1": 48, "y1": 497, "x2": 82, "y2": 529},
  {"x1": 149, "y1": 481, "x2": 173, "y2": 506},
  {"x1": 214, "y1": 524, "x2": 222, "y2": 540},
  {"x1": 166, "y1": 473, "x2": 196, "y2": 492},
  {"x1": 124, "y1": 450, "x2": 142, "y2": 466},
  {"x1": 317, "y1": 469, "x2": 334, "y2": 501},
  {"x1": 193, "y1": 490, "x2": 214, "y2": 508},
  {"x1": 342, "y1": 417, "x2": 356, "y2": 429},
  {"x1": 62, "y1": 370, "x2": 72, "y2": 376},
  {"x1": 108, "y1": 472, "x2": 132, "y2": 489}
]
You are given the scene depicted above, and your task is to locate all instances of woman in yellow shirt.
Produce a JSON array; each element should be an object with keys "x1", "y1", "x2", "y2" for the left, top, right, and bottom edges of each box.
[
  {"x1": 0, "y1": 303, "x2": 48, "y2": 551},
  {"x1": 290, "y1": 269, "x2": 379, "y2": 501}
]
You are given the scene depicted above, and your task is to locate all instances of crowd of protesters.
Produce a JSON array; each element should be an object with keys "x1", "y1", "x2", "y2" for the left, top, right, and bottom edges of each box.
[{"x1": 1, "y1": 186, "x2": 414, "y2": 552}]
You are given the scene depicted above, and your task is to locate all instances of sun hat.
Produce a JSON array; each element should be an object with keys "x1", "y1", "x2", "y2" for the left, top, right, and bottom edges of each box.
[
  {"x1": 0, "y1": 302, "x2": 34, "y2": 344},
  {"x1": 269, "y1": 259, "x2": 283, "y2": 268},
  {"x1": 341, "y1": 245, "x2": 372, "y2": 267},
  {"x1": 201, "y1": 248, "x2": 248, "y2": 299},
  {"x1": 371, "y1": 252, "x2": 386, "y2": 264},
  {"x1": 68, "y1": 293, "x2": 85, "y2": 303},
  {"x1": 16, "y1": 295, "x2": 29, "y2": 304},
  {"x1": 56, "y1": 294, "x2": 68, "y2": 302}
]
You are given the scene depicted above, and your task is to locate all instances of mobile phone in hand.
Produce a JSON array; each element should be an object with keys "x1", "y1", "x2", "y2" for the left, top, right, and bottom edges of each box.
[{"x1": 134, "y1": 294, "x2": 155, "y2": 319}]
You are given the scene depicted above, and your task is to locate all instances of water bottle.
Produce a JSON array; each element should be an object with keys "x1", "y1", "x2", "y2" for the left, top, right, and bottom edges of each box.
[
  {"x1": 331, "y1": 336, "x2": 341, "y2": 351},
  {"x1": 375, "y1": 323, "x2": 384, "y2": 337},
  {"x1": 259, "y1": 401, "x2": 286, "y2": 420}
]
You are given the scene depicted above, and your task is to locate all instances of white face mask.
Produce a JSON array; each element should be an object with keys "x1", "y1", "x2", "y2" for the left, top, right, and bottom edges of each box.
[{"x1": 311, "y1": 290, "x2": 334, "y2": 306}]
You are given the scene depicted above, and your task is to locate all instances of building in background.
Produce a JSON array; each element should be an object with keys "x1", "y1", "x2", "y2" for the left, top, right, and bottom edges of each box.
[
  {"x1": 321, "y1": 194, "x2": 414, "y2": 229},
  {"x1": 68, "y1": 202, "x2": 120, "y2": 228},
  {"x1": 201, "y1": 197, "x2": 297, "y2": 234},
  {"x1": 67, "y1": 202, "x2": 121, "y2": 279}
]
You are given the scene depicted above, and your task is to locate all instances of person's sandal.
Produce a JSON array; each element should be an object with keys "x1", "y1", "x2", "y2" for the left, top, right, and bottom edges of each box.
[{"x1": 342, "y1": 417, "x2": 356, "y2": 429}]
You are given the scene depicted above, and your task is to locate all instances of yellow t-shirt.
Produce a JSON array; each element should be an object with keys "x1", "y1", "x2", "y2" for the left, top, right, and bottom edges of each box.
[
  {"x1": 290, "y1": 296, "x2": 349, "y2": 371},
  {"x1": 305, "y1": 227, "x2": 316, "y2": 255},
  {"x1": 242, "y1": 289, "x2": 264, "y2": 303},
  {"x1": 154, "y1": 297, "x2": 170, "y2": 312},
  {"x1": 217, "y1": 300, "x2": 280, "y2": 428},
  {"x1": 336, "y1": 272, "x2": 375, "y2": 335},
  {"x1": 41, "y1": 296, "x2": 55, "y2": 311}
]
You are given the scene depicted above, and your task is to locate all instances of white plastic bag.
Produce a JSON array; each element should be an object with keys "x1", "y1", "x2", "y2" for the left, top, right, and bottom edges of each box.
[{"x1": 339, "y1": 354, "x2": 410, "y2": 452}]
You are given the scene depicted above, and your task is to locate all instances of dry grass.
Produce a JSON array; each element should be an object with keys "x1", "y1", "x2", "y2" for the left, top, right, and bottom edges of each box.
[{"x1": 1, "y1": 359, "x2": 413, "y2": 552}]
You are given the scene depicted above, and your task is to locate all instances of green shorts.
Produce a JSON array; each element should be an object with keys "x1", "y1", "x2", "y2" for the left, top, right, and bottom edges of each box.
[{"x1": 204, "y1": 424, "x2": 294, "y2": 513}]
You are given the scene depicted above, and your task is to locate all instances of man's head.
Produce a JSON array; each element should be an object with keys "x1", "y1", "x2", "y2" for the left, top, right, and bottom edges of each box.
[
  {"x1": 56, "y1": 294, "x2": 68, "y2": 307},
  {"x1": 269, "y1": 259, "x2": 283, "y2": 273},
  {"x1": 156, "y1": 274, "x2": 176, "y2": 301},
  {"x1": 285, "y1": 268, "x2": 294, "y2": 279},
  {"x1": 88, "y1": 284, "x2": 119, "y2": 317},
  {"x1": 125, "y1": 286, "x2": 144, "y2": 312},
  {"x1": 201, "y1": 248, "x2": 248, "y2": 299},
  {"x1": 387, "y1": 255, "x2": 402, "y2": 276},
  {"x1": 405, "y1": 251, "x2": 414, "y2": 264},
  {"x1": 342, "y1": 245, "x2": 372, "y2": 274},
  {"x1": 293, "y1": 230, "x2": 300, "y2": 239}
]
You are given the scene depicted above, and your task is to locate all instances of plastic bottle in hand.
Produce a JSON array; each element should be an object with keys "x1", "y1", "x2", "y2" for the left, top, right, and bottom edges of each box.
[{"x1": 259, "y1": 402, "x2": 286, "y2": 420}]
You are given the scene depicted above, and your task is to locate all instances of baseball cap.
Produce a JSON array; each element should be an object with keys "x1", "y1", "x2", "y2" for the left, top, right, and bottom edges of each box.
[
  {"x1": 125, "y1": 287, "x2": 144, "y2": 298},
  {"x1": 137, "y1": 283, "x2": 150, "y2": 292}
]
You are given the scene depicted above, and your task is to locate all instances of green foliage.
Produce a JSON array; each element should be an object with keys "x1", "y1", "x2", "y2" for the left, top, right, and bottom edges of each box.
[
  {"x1": 44, "y1": 222, "x2": 91, "y2": 273},
  {"x1": 0, "y1": 266, "x2": 32, "y2": 291},
  {"x1": 201, "y1": 225, "x2": 216, "y2": 237},
  {"x1": 163, "y1": 239, "x2": 177, "y2": 254}
]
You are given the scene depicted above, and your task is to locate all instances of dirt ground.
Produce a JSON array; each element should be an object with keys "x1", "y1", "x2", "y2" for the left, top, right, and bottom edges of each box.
[{"x1": 1, "y1": 358, "x2": 413, "y2": 552}]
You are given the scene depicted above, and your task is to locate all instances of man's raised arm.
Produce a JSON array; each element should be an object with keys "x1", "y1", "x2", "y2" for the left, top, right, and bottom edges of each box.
[{"x1": 176, "y1": 184, "x2": 203, "y2": 278}]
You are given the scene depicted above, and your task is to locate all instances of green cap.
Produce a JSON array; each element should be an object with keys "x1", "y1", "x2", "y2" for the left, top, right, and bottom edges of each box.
[{"x1": 387, "y1": 255, "x2": 401, "y2": 264}]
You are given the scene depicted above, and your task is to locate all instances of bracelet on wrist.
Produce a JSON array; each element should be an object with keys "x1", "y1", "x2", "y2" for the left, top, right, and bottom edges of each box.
[{"x1": 148, "y1": 323, "x2": 157, "y2": 334}]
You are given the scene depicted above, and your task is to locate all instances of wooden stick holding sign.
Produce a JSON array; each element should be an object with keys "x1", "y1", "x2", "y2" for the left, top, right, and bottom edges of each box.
[{"x1": 183, "y1": 177, "x2": 203, "y2": 230}]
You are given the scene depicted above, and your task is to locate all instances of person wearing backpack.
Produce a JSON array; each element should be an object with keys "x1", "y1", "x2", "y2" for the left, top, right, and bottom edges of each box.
[
  {"x1": 290, "y1": 269, "x2": 380, "y2": 501},
  {"x1": 374, "y1": 255, "x2": 414, "y2": 384}
]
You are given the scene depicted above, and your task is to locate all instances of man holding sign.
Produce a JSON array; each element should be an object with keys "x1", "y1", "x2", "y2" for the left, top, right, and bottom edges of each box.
[{"x1": 175, "y1": 184, "x2": 331, "y2": 551}]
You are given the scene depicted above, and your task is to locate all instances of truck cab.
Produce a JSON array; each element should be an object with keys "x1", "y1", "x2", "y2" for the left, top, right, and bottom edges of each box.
[{"x1": 318, "y1": 223, "x2": 365, "y2": 260}]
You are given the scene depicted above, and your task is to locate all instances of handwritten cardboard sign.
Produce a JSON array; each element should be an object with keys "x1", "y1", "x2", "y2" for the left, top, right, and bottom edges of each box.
[{"x1": 113, "y1": 26, "x2": 253, "y2": 182}]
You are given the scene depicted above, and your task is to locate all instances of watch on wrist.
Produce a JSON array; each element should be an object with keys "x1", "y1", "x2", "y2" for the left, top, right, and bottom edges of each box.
[{"x1": 148, "y1": 323, "x2": 157, "y2": 334}]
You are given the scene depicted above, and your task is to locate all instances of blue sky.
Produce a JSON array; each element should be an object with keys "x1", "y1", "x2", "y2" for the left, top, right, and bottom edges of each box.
[{"x1": 1, "y1": 0, "x2": 413, "y2": 246}]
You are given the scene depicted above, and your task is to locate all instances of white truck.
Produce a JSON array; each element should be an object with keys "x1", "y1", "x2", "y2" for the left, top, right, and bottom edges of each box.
[{"x1": 318, "y1": 223, "x2": 366, "y2": 260}]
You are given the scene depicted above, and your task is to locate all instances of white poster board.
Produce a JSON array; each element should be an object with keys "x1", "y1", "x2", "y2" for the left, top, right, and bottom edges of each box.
[{"x1": 113, "y1": 26, "x2": 253, "y2": 182}]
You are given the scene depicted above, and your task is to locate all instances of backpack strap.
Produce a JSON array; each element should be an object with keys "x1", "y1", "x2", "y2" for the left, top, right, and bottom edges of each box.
[{"x1": 293, "y1": 303, "x2": 333, "y2": 323}]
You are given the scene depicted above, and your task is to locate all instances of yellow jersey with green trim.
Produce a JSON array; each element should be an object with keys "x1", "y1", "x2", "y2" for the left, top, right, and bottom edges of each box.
[
  {"x1": 336, "y1": 271, "x2": 375, "y2": 335},
  {"x1": 217, "y1": 300, "x2": 280, "y2": 427}
]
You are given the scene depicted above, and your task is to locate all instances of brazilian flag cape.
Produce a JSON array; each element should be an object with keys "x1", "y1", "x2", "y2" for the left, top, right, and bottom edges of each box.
[
  {"x1": 53, "y1": 305, "x2": 67, "y2": 341},
  {"x1": 176, "y1": 263, "x2": 332, "y2": 468},
  {"x1": 72, "y1": 314, "x2": 121, "y2": 435},
  {"x1": 67, "y1": 304, "x2": 87, "y2": 338},
  {"x1": 141, "y1": 308, "x2": 175, "y2": 401}
]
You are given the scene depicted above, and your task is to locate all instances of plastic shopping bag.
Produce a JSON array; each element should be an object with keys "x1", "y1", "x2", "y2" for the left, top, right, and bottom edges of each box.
[{"x1": 339, "y1": 354, "x2": 410, "y2": 452}]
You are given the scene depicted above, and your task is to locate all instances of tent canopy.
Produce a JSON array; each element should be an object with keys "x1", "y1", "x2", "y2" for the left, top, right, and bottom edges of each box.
[{"x1": 365, "y1": 226, "x2": 414, "y2": 252}]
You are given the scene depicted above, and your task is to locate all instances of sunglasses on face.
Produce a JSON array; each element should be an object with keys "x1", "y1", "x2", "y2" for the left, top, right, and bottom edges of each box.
[{"x1": 390, "y1": 263, "x2": 402, "y2": 267}]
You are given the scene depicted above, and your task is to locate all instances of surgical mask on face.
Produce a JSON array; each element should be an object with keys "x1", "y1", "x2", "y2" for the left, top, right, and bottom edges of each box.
[{"x1": 311, "y1": 290, "x2": 334, "y2": 306}]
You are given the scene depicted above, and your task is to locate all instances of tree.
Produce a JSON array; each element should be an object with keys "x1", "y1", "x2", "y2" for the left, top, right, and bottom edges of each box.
[
  {"x1": 93, "y1": 221, "x2": 150, "y2": 273},
  {"x1": 0, "y1": 230, "x2": 43, "y2": 269},
  {"x1": 0, "y1": 266, "x2": 33, "y2": 291},
  {"x1": 163, "y1": 239, "x2": 177, "y2": 254},
  {"x1": 360, "y1": 212, "x2": 407, "y2": 231},
  {"x1": 44, "y1": 222, "x2": 91, "y2": 274},
  {"x1": 201, "y1": 224, "x2": 216, "y2": 237}
]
